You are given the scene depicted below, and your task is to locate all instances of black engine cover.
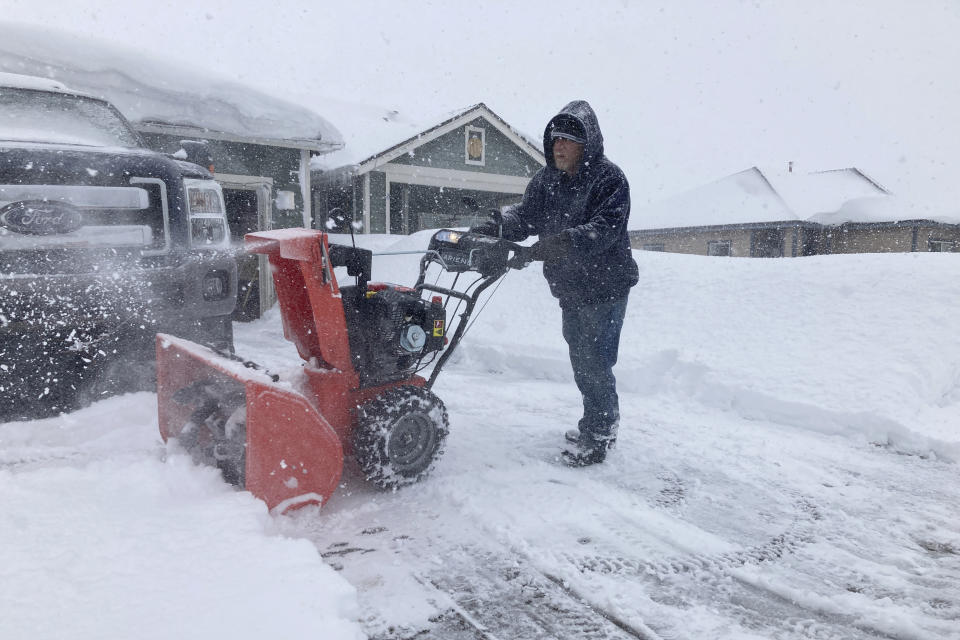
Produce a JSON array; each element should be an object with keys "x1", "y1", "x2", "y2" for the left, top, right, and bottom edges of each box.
[{"x1": 340, "y1": 284, "x2": 445, "y2": 387}]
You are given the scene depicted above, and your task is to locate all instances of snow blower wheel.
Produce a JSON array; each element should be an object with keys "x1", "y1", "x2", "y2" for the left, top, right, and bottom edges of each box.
[{"x1": 354, "y1": 386, "x2": 449, "y2": 489}]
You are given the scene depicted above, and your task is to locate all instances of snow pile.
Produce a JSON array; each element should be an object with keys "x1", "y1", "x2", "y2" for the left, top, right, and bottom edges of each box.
[
  {"x1": 0, "y1": 22, "x2": 342, "y2": 149},
  {"x1": 0, "y1": 396, "x2": 363, "y2": 640},
  {"x1": 2, "y1": 237, "x2": 960, "y2": 638}
]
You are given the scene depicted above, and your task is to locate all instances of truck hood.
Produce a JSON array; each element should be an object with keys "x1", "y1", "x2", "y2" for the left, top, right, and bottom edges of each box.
[{"x1": 0, "y1": 141, "x2": 211, "y2": 186}]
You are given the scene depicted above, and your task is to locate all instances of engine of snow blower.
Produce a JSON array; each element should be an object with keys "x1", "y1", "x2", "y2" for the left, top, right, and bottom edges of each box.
[
  {"x1": 340, "y1": 281, "x2": 446, "y2": 388},
  {"x1": 156, "y1": 227, "x2": 527, "y2": 513}
]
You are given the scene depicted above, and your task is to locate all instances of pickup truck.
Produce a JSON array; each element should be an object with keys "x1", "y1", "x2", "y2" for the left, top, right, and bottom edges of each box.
[{"x1": 0, "y1": 72, "x2": 237, "y2": 419}]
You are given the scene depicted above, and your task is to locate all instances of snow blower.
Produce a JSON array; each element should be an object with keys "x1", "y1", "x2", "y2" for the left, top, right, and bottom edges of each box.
[{"x1": 156, "y1": 226, "x2": 528, "y2": 513}]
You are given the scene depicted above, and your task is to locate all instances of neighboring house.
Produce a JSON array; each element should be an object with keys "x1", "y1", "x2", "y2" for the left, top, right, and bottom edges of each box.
[
  {"x1": 629, "y1": 166, "x2": 960, "y2": 257},
  {"x1": 311, "y1": 102, "x2": 546, "y2": 234},
  {"x1": 0, "y1": 23, "x2": 344, "y2": 318}
]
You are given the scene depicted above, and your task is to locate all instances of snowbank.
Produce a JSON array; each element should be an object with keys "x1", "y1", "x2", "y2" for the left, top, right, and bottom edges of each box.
[{"x1": 0, "y1": 396, "x2": 364, "y2": 640}]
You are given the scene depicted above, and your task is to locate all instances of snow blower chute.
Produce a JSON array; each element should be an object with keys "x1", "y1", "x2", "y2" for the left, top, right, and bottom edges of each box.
[{"x1": 157, "y1": 226, "x2": 528, "y2": 512}]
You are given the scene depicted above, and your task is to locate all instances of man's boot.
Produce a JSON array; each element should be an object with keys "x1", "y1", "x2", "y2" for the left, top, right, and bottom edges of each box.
[
  {"x1": 564, "y1": 423, "x2": 617, "y2": 447},
  {"x1": 561, "y1": 440, "x2": 608, "y2": 466},
  {"x1": 561, "y1": 431, "x2": 615, "y2": 467}
]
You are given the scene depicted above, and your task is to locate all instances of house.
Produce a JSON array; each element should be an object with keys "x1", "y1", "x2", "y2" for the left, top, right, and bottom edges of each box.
[
  {"x1": 311, "y1": 102, "x2": 546, "y2": 234},
  {"x1": 0, "y1": 23, "x2": 344, "y2": 318},
  {"x1": 629, "y1": 166, "x2": 960, "y2": 257}
]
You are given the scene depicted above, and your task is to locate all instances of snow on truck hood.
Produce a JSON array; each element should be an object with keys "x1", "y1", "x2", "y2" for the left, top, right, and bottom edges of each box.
[{"x1": 0, "y1": 22, "x2": 344, "y2": 152}]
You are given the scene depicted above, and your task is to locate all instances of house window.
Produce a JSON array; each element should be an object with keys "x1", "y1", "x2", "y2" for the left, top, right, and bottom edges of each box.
[
  {"x1": 751, "y1": 229, "x2": 783, "y2": 257},
  {"x1": 708, "y1": 240, "x2": 732, "y2": 256},
  {"x1": 465, "y1": 126, "x2": 485, "y2": 166},
  {"x1": 641, "y1": 243, "x2": 665, "y2": 252},
  {"x1": 928, "y1": 238, "x2": 956, "y2": 252}
]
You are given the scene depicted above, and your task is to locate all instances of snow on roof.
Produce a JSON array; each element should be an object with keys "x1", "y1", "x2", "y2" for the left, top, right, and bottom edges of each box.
[
  {"x1": 630, "y1": 167, "x2": 793, "y2": 231},
  {"x1": 627, "y1": 166, "x2": 936, "y2": 231},
  {"x1": 0, "y1": 71, "x2": 77, "y2": 94},
  {"x1": 821, "y1": 194, "x2": 960, "y2": 226},
  {"x1": 309, "y1": 98, "x2": 433, "y2": 171},
  {"x1": 776, "y1": 168, "x2": 888, "y2": 220},
  {"x1": 310, "y1": 101, "x2": 543, "y2": 173},
  {"x1": 0, "y1": 22, "x2": 343, "y2": 152}
]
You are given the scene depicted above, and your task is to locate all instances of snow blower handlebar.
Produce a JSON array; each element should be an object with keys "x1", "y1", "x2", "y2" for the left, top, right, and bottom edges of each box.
[
  {"x1": 416, "y1": 229, "x2": 529, "y2": 388},
  {"x1": 418, "y1": 229, "x2": 529, "y2": 279}
]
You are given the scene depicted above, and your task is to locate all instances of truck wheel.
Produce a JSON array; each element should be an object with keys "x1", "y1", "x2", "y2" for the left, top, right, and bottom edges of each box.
[
  {"x1": 353, "y1": 386, "x2": 449, "y2": 489},
  {"x1": 82, "y1": 354, "x2": 155, "y2": 402},
  {"x1": 199, "y1": 314, "x2": 235, "y2": 353}
]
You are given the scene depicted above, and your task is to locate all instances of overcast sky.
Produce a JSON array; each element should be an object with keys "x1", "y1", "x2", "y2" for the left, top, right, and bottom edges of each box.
[{"x1": 4, "y1": 0, "x2": 958, "y2": 203}]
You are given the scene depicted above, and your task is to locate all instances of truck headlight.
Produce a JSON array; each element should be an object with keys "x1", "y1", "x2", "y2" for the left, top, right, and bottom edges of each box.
[
  {"x1": 184, "y1": 178, "x2": 230, "y2": 248},
  {"x1": 191, "y1": 217, "x2": 227, "y2": 245}
]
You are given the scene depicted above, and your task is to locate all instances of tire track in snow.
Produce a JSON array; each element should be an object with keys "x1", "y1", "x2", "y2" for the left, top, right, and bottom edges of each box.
[
  {"x1": 314, "y1": 525, "x2": 663, "y2": 640},
  {"x1": 406, "y1": 539, "x2": 660, "y2": 640},
  {"x1": 553, "y1": 488, "x2": 914, "y2": 640}
]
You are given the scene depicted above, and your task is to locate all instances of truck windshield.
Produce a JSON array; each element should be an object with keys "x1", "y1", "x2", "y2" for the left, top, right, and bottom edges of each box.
[{"x1": 0, "y1": 88, "x2": 142, "y2": 148}]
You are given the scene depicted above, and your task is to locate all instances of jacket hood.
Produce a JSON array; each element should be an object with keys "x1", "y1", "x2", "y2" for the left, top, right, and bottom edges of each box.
[{"x1": 543, "y1": 100, "x2": 604, "y2": 172}]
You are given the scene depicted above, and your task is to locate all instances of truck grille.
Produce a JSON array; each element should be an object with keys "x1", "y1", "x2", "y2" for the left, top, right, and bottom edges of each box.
[{"x1": 0, "y1": 179, "x2": 169, "y2": 276}]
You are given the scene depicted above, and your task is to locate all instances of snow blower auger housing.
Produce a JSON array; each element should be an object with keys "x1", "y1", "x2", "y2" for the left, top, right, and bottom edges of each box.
[{"x1": 157, "y1": 227, "x2": 527, "y2": 512}]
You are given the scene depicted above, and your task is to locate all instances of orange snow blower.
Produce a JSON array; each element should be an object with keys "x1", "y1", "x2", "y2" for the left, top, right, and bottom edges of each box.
[{"x1": 157, "y1": 226, "x2": 526, "y2": 513}]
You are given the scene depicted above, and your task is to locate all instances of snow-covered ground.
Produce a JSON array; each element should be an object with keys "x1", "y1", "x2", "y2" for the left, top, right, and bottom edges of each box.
[{"x1": 3, "y1": 235, "x2": 960, "y2": 639}]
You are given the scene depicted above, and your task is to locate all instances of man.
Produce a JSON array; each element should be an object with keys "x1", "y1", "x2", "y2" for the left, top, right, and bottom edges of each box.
[{"x1": 471, "y1": 100, "x2": 638, "y2": 466}]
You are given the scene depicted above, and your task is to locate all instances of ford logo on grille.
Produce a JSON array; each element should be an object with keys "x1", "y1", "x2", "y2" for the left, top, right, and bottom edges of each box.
[{"x1": 0, "y1": 200, "x2": 84, "y2": 235}]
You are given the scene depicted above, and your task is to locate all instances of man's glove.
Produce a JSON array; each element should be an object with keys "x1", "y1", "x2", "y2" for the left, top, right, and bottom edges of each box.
[
  {"x1": 469, "y1": 220, "x2": 500, "y2": 236},
  {"x1": 529, "y1": 233, "x2": 569, "y2": 261}
]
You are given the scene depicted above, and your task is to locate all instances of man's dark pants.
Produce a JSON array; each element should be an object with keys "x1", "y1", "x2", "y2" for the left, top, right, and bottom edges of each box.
[{"x1": 560, "y1": 294, "x2": 629, "y2": 445}]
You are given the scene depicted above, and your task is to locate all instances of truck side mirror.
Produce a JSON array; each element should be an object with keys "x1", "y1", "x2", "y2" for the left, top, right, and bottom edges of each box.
[{"x1": 179, "y1": 140, "x2": 214, "y2": 173}]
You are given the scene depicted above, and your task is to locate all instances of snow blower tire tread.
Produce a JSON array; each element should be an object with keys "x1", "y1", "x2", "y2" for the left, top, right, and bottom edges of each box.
[{"x1": 354, "y1": 385, "x2": 449, "y2": 490}]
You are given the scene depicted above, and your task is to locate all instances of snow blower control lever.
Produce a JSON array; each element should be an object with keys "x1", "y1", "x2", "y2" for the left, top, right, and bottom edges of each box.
[{"x1": 156, "y1": 227, "x2": 528, "y2": 514}]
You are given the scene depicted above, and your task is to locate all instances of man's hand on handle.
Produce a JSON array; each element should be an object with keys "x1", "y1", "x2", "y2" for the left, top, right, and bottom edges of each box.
[
  {"x1": 469, "y1": 208, "x2": 504, "y2": 237},
  {"x1": 529, "y1": 233, "x2": 569, "y2": 261}
]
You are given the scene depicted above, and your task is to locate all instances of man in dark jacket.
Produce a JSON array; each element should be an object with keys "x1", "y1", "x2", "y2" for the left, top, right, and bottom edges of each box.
[{"x1": 472, "y1": 100, "x2": 639, "y2": 466}]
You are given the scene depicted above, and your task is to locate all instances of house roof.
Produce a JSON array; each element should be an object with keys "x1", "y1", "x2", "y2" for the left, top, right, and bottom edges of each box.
[
  {"x1": 310, "y1": 102, "x2": 545, "y2": 174},
  {"x1": 629, "y1": 166, "x2": 893, "y2": 231},
  {"x1": 0, "y1": 22, "x2": 343, "y2": 152}
]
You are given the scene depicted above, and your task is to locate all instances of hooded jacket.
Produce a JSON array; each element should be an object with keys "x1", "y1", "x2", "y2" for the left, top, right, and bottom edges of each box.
[{"x1": 499, "y1": 100, "x2": 639, "y2": 307}]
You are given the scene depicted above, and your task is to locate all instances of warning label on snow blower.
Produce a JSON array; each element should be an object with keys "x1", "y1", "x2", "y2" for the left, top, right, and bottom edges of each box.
[{"x1": 433, "y1": 320, "x2": 444, "y2": 337}]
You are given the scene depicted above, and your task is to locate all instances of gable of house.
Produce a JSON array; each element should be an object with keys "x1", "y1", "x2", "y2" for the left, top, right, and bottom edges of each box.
[
  {"x1": 385, "y1": 114, "x2": 542, "y2": 178},
  {"x1": 313, "y1": 104, "x2": 545, "y2": 234}
]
